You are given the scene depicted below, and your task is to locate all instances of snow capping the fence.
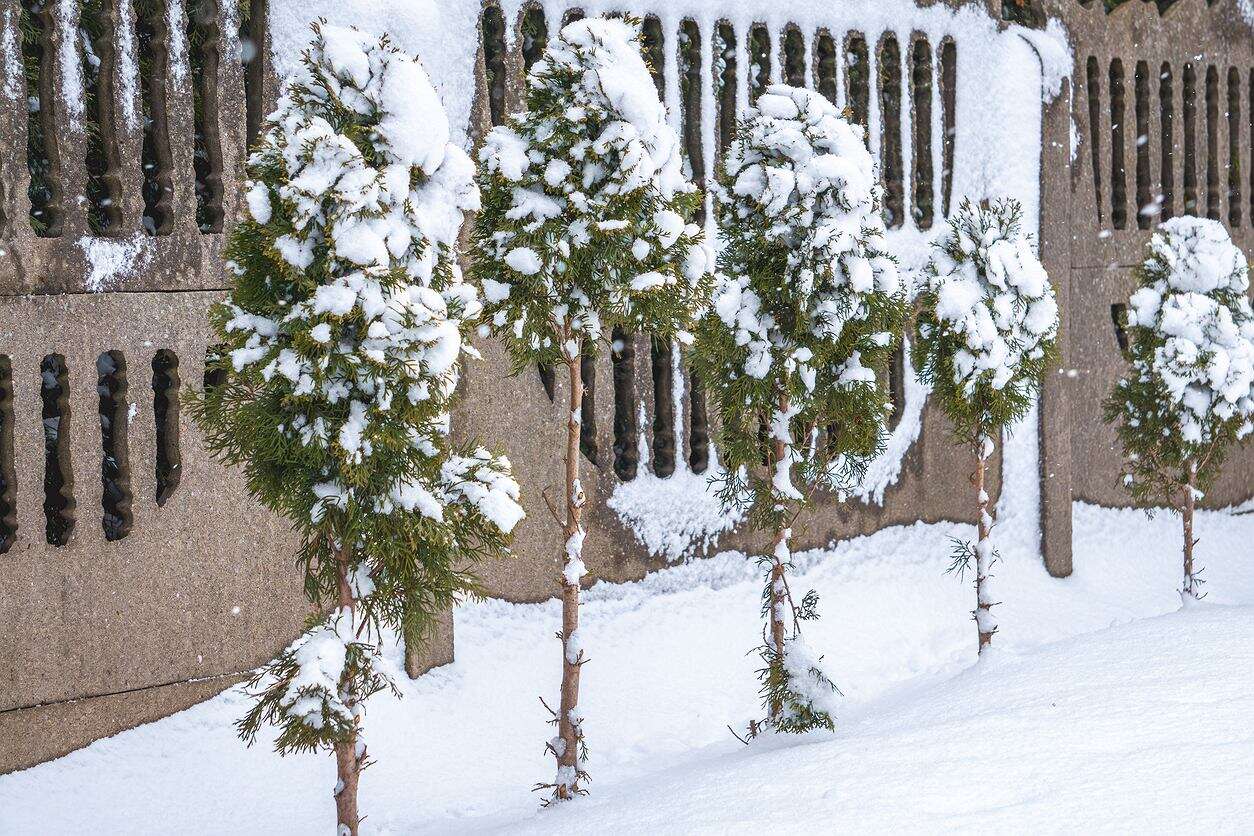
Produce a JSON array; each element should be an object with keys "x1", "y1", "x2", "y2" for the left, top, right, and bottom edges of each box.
[{"x1": 268, "y1": 0, "x2": 1068, "y2": 556}]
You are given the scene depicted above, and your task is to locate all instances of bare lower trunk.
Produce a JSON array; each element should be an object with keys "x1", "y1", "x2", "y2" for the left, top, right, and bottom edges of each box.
[
  {"x1": 554, "y1": 351, "x2": 586, "y2": 800},
  {"x1": 1182, "y1": 460, "x2": 1199, "y2": 604},
  {"x1": 766, "y1": 395, "x2": 790, "y2": 722},
  {"x1": 333, "y1": 542, "x2": 362, "y2": 835},
  {"x1": 767, "y1": 525, "x2": 788, "y2": 721},
  {"x1": 974, "y1": 434, "x2": 996, "y2": 654}
]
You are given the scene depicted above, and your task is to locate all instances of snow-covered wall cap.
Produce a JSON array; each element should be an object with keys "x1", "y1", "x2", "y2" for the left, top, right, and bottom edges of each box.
[{"x1": 1015, "y1": 19, "x2": 1072, "y2": 105}]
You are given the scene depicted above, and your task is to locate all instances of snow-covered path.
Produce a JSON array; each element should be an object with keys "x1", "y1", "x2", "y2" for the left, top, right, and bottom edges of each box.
[{"x1": 2, "y1": 502, "x2": 1253, "y2": 834}]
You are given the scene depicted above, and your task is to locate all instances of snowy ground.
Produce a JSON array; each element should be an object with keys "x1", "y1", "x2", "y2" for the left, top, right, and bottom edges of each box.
[{"x1": 3, "y1": 501, "x2": 1253, "y2": 834}]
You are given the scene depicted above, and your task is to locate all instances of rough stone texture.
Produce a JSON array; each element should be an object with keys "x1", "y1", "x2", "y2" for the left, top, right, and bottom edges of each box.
[{"x1": 1, "y1": 0, "x2": 1252, "y2": 774}]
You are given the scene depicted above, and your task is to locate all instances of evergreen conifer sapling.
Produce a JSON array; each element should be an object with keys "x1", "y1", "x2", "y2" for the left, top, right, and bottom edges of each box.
[
  {"x1": 1104, "y1": 217, "x2": 1254, "y2": 604},
  {"x1": 694, "y1": 85, "x2": 907, "y2": 735},
  {"x1": 192, "y1": 25, "x2": 523, "y2": 834},
  {"x1": 913, "y1": 198, "x2": 1058, "y2": 654},
  {"x1": 473, "y1": 17, "x2": 711, "y2": 801}
]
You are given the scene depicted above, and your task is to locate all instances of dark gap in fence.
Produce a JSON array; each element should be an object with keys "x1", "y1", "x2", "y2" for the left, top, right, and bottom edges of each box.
[
  {"x1": 1227, "y1": 67, "x2": 1241, "y2": 228},
  {"x1": 189, "y1": 0, "x2": 224, "y2": 233},
  {"x1": 611, "y1": 328, "x2": 638, "y2": 482},
  {"x1": 0, "y1": 357, "x2": 15, "y2": 554},
  {"x1": 81, "y1": 0, "x2": 124, "y2": 235},
  {"x1": 240, "y1": 0, "x2": 266, "y2": 149},
  {"x1": 152, "y1": 350, "x2": 181, "y2": 506},
  {"x1": 1183, "y1": 63, "x2": 1197, "y2": 214},
  {"x1": 749, "y1": 23, "x2": 769, "y2": 103},
  {"x1": 580, "y1": 344, "x2": 597, "y2": 466},
  {"x1": 21, "y1": 0, "x2": 63, "y2": 237},
  {"x1": 679, "y1": 19, "x2": 704, "y2": 224},
  {"x1": 715, "y1": 22, "x2": 736, "y2": 158},
  {"x1": 1110, "y1": 303, "x2": 1129, "y2": 352},
  {"x1": 651, "y1": 338, "x2": 675, "y2": 478},
  {"x1": 641, "y1": 15, "x2": 664, "y2": 97},
  {"x1": 97, "y1": 351, "x2": 132, "y2": 542},
  {"x1": 815, "y1": 31, "x2": 836, "y2": 105},
  {"x1": 940, "y1": 39, "x2": 956, "y2": 218},
  {"x1": 879, "y1": 35, "x2": 904, "y2": 230},
  {"x1": 203, "y1": 343, "x2": 227, "y2": 395},
  {"x1": 1205, "y1": 65, "x2": 1219, "y2": 221},
  {"x1": 1159, "y1": 62, "x2": 1174, "y2": 220},
  {"x1": 1086, "y1": 56, "x2": 1104, "y2": 225},
  {"x1": 888, "y1": 344, "x2": 905, "y2": 429},
  {"x1": 688, "y1": 368, "x2": 709, "y2": 475},
  {"x1": 136, "y1": 0, "x2": 175, "y2": 235},
  {"x1": 783, "y1": 26, "x2": 804, "y2": 88},
  {"x1": 482, "y1": 4, "x2": 507, "y2": 126},
  {"x1": 521, "y1": 5, "x2": 547, "y2": 73},
  {"x1": 911, "y1": 37, "x2": 933, "y2": 230},
  {"x1": 846, "y1": 33, "x2": 870, "y2": 138},
  {"x1": 1108, "y1": 59, "x2": 1127, "y2": 230},
  {"x1": 1134, "y1": 60, "x2": 1151, "y2": 229},
  {"x1": 1002, "y1": 0, "x2": 1046, "y2": 26},
  {"x1": 40, "y1": 355, "x2": 74, "y2": 547}
]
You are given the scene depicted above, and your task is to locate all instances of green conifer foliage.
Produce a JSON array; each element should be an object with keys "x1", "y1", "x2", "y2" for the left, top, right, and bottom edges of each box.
[
  {"x1": 913, "y1": 198, "x2": 1058, "y2": 653},
  {"x1": 693, "y1": 85, "x2": 908, "y2": 735},
  {"x1": 191, "y1": 24, "x2": 522, "y2": 834},
  {"x1": 473, "y1": 16, "x2": 711, "y2": 801},
  {"x1": 1104, "y1": 217, "x2": 1254, "y2": 604}
]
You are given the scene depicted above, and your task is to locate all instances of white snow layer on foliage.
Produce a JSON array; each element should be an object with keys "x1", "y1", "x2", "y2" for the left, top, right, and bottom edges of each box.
[
  {"x1": 714, "y1": 84, "x2": 900, "y2": 393},
  {"x1": 1127, "y1": 217, "x2": 1254, "y2": 443},
  {"x1": 228, "y1": 25, "x2": 523, "y2": 534},
  {"x1": 924, "y1": 203, "x2": 1058, "y2": 395},
  {"x1": 280, "y1": 610, "x2": 374, "y2": 732},
  {"x1": 266, "y1": 0, "x2": 1064, "y2": 515},
  {"x1": 477, "y1": 16, "x2": 707, "y2": 349}
]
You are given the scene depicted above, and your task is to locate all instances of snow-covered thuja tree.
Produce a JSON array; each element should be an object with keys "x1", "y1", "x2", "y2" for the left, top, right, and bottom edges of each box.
[
  {"x1": 913, "y1": 198, "x2": 1058, "y2": 655},
  {"x1": 192, "y1": 25, "x2": 523, "y2": 835},
  {"x1": 1104, "y1": 217, "x2": 1254, "y2": 605},
  {"x1": 693, "y1": 85, "x2": 907, "y2": 735},
  {"x1": 473, "y1": 17, "x2": 710, "y2": 801}
]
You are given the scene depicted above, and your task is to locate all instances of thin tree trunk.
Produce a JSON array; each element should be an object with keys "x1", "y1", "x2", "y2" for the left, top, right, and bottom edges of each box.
[
  {"x1": 767, "y1": 394, "x2": 790, "y2": 722},
  {"x1": 974, "y1": 433, "x2": 996, "y2": 654},
  {"x1": 554, "y1": 347, "x2": 586, "y2": 800},
  {"x1": 767, "y1": 525, "x2": 788, "y2": 721},
  {"x1": 333, "y1": 541, "x2": 362, "y2": 836},
  {"x1": 1182, "y1": 459, "x2": 1199, "y2": 605}
]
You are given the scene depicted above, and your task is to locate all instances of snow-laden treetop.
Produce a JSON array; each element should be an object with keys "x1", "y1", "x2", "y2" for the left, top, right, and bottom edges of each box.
[
  {"x1": 474, "y1": 16, "x2": 709, "y2": 369},
  {"x1": 211, "y1": 22, "x2": 522, "y2": 535},
  {"x1": 712, "y1": 84, "x2": 903, "y2": 383},
  {"x1": 696, "y1": 84, "x2": 906, "y2": 520},
  {"x1": 1126, "y1": 217, "x2": 1254, "y2": 445},
  {"x1": 914, "y1": 198, "x2": 1058, "y2": 436}
]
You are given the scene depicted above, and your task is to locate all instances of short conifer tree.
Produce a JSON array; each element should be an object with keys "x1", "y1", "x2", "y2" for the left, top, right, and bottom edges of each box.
[
  {"x1": 192, "y1": 25, "x2": 523, "y2": 835},
  {"x1": 913, "y1": 198, "x2": 1058, "y2": 654},
  {"x1": 473, "y1": 16, "x2": 711, "y2": 801},
  {"x1": 1104, "y1": 217, "x2": 1254, "y2": 604},
  {"x1": 694, "y1": 85, "x2": 907, "y2": 735}
]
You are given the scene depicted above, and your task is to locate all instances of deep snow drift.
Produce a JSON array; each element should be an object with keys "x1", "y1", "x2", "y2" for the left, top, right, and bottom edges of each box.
[{"x1": 3, "y1": 501, "x2": 1253, "y2": 834}]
